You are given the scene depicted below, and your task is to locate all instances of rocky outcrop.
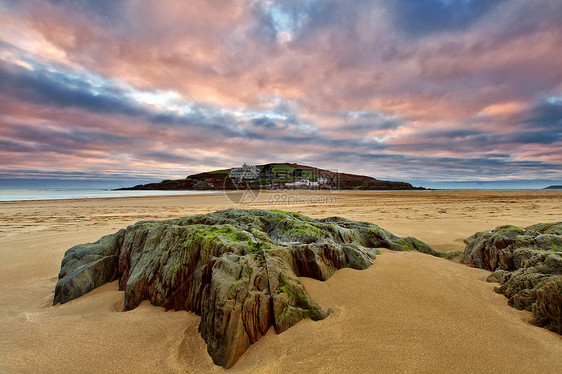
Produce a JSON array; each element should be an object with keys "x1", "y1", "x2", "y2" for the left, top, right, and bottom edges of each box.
[
  {"x1": 462, "y1": 223, "x2": 562, "y2": 334},
  {"x1": 54, "y1": 209, "x2": 454, "y2": 368}
]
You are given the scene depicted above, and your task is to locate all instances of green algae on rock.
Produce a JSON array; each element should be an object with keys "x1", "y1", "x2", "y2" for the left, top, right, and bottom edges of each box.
[
  {"x1": 462, "y1": 222, "x2": 562, "y2": 334},
  {"x1": 53, "y1": 209, "x2": 455, "y2": 368}
]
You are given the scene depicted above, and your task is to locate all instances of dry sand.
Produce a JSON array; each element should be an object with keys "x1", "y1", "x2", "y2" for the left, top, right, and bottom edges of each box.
[{"x1": 0, "y1": 190, "x2": 561, "y2": 373}]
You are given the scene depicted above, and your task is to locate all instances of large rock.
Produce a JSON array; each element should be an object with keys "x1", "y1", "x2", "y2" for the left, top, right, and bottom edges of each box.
[
  {"x1": 53, "y1": 231, "x2": 124, "y2": 305},
  {"x1": 54, "y1": 209, "x2": 455, "y2": 368},
  {"x1": 462, "y1": 222, "x2": 562, "y2": 334}
]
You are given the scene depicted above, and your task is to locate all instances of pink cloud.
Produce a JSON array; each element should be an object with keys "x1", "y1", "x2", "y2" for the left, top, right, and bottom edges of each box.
[{"x1": 0, "y1": 0, "x2": 560, "y2": 182}]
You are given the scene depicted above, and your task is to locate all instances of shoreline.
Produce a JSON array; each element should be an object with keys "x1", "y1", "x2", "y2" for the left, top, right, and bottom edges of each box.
[
  {"x1": 1, "y1": 187, "x2": 560, "y2": 203},
  {"x1": 0, "y1": 189, "x2": 224, "y2": 203}
]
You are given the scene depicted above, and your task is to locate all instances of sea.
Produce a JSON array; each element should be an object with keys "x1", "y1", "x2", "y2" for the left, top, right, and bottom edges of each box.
[
  {"x1": 0, "y1": 188, "x2": 220, "y2": 202},
  {"x1": 0, "y1": 179, "x2": 557, "y2": 202}
]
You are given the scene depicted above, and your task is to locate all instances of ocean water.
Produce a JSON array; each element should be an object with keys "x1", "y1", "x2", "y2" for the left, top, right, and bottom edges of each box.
[{"x1": 0, "y1": 188, "x2": 221, "y2": 202}]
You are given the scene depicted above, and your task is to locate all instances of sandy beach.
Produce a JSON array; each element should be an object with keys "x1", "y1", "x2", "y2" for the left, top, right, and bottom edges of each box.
[{"x1": 1, "y1": 190, "x2": 561, "y2": 373}]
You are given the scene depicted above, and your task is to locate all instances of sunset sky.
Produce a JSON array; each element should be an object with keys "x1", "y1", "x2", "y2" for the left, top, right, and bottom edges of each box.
[{"x1": 1, "y1": 0, "x2": 561, "y2": 188}]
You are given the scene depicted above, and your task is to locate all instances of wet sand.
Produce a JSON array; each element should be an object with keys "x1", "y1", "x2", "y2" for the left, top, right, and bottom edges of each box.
[{"x1": 0, "y1": 190, "x2": 561, "y2": 372}]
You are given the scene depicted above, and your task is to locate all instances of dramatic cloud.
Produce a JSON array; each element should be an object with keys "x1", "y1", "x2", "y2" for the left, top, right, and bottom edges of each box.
[{"x1": 0, "y1": 0, "x2": 561, "y2": 186}]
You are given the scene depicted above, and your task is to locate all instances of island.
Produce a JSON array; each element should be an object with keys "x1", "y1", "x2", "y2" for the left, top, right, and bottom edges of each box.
[{"x1": 118, "y1": 162, "x2": 424, "y2": 190}]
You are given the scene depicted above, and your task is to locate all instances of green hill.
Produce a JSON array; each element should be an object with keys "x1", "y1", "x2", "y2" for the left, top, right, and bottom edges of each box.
[{"x1": 119, "y1": 163, "x2": 424, "y2": 190}]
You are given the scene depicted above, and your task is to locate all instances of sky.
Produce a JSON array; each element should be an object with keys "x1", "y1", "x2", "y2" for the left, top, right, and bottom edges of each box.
[{"x1": 0, "y1": 0, "x2": 561, "y2": 188}]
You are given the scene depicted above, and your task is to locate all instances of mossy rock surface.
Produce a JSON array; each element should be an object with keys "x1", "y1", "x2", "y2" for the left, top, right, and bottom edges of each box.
[
  {"x1": 462, "y1": 222, "x2": 562, "y2": 334},
  {"x1": 54, "y1": 209, "x2": 452, "y2": 368}
]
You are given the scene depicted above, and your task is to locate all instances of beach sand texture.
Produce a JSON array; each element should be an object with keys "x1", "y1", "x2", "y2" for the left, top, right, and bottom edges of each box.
[{"x1": 1, "y1": 190, "x2": 561, "y2": 373}]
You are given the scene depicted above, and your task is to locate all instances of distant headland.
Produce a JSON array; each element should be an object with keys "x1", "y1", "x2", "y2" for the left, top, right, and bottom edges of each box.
[
  {"x1": 117, "y1": 163, "x2": 425, "y2": 191},
  {"x1": 544, "y1": 185, "x2": 562, "y2": 190}
]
